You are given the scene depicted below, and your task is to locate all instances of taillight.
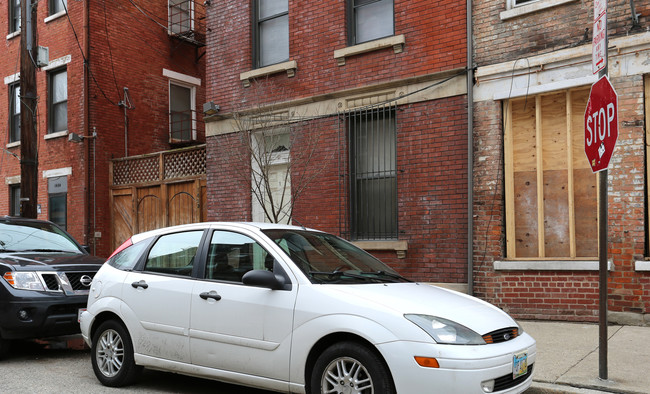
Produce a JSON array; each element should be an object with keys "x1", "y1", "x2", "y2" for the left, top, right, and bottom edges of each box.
[{"x1": 108, "y1": 238, "x2": 133, "y2": 259}]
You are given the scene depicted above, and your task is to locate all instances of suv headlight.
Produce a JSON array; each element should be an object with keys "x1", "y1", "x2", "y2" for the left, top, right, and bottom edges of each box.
[
  {"x1": 3, "y1": 272, "x2": 45, "y2": 291},
  {"x1": 405, "y1": 314, "x2": 486, "y2": 345}
]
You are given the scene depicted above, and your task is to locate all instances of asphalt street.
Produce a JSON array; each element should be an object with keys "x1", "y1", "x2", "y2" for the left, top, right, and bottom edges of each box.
[{"x1": 0, "y1": 338, "x2": 274, "y2": 394}]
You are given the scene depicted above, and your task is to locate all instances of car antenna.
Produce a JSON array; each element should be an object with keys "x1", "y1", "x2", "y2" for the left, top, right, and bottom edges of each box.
[{"x1": 292, "y1": 217, "x2": 307, "y2": 230}]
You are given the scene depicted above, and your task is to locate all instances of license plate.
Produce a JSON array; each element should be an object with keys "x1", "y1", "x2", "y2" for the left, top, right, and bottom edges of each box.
[
  {"x1": 513, "y1": 351, "x2": 528, "y2": 379},
  {"x1": 78, "y1": 308, "x2": 86, "y2": 323}
]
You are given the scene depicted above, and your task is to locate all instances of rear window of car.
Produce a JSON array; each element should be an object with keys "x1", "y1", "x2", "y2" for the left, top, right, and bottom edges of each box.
[{"x1": 107, "y1": 240, "x2": 150, "y2": 270}]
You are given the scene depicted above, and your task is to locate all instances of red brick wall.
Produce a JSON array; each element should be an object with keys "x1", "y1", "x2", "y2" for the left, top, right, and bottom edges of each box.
[
  {"x1": 473, "y1": 82, "x2": 649, "y2": 321},
  {"x1": 0, "y1": 1, "x2": 206, "y2": 257},
  {"x1": 208, "y1": 98, "x2": 469, "y2": 284},
  {"x1": 205, "y1": 0, "x2": 467, "y2": 113},
  {"x1": 473, "y1": 0, "x2": 650, "y2": 68}
]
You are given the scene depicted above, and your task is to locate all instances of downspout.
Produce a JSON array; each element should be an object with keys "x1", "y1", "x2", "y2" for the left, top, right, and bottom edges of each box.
[
  {"x1": 84, "y1": 0, "x2": 92, "y2": 253},
  {"x1": 466, "y1": 0, "x2": 474, "y2": 295}
]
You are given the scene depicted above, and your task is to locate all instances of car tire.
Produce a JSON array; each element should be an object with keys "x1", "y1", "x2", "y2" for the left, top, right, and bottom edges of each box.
[
  {"x1": 91, "y1": 320, "x2": 141, "y2": 387},
  {"x1": 310, "y1": 341, "x2": 395, "y2": 394}
]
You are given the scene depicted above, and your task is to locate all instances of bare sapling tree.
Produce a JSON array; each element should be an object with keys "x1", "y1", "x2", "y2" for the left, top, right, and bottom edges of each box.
[{"x1": 223, "y1": 82, "x2": 330, "y2": 224}]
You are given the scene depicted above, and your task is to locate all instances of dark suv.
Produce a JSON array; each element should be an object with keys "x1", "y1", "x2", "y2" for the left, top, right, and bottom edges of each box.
[{"x1": 0, "y1": 217, "x2": 105, "y2": 358}]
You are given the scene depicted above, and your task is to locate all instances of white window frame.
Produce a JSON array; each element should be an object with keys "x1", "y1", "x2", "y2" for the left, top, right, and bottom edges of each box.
[
  {"x1": 502, "y1": 0, "x2": 577, "y2": 20},
  {"x1": 163, "y1": 69, "x2": 200, "y2": 143}
]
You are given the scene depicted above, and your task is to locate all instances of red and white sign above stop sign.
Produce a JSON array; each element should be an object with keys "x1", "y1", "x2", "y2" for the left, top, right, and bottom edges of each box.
[{"x1": 585, "y1": 75, "x2": 618, "y2": 173}]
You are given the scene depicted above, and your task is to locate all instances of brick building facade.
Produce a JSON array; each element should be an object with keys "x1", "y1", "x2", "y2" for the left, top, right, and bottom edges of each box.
[
  {"x1": 473, "y1": 0, "x2": 650, "y2": 324},
  {"x1": 203, "y1": 0, "x2": 472, "y2": 287},
  {"x1": 0, "y1": 0, "x2": 206, "y2": 257}
]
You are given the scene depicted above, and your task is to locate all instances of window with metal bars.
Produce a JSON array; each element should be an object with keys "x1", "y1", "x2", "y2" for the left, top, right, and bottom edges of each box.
[{"x1": 348, "y1": 105, "x2": 397, "y2": 240}]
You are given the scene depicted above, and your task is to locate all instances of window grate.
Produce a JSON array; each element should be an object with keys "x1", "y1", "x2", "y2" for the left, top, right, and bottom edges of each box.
[{"x1": 343, "y1": 102, "x2": 398, "y2": 240}]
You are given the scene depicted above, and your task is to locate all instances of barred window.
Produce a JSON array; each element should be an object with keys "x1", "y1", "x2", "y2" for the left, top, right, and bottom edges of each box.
[{"x1": 348, "y1": 105, "x2": 397, "y2": 240}]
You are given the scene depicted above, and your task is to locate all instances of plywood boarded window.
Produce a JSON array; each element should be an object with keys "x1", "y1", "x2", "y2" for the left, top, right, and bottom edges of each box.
[{"x1": 504, "y1": 88, "x2": 598, "y2": 259}]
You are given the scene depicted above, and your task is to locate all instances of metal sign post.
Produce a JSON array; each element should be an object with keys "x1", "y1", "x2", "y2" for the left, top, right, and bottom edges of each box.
[{"x1": 589, "y1": 0, "x2": 610, "y2": 381}]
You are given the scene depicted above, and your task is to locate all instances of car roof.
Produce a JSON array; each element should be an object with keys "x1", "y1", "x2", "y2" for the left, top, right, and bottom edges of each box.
[
  {"x1": 130, "y1": 222, "x2": 320, "y2": 243},
  {"x1": 0, "y1": 216, "x2": 59, "y2": 226}
]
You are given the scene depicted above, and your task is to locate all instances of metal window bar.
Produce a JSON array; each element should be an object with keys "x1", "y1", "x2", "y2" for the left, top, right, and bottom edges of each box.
[
  {"x1": 169, "y1": 0, "x2": 194, "y2": 35},
  {"x1": 345, "y1": 102, "x2": 397, "y2": 240},
  {"x1": 170, "y1": 109, "x2": 196, "y2": 142}
]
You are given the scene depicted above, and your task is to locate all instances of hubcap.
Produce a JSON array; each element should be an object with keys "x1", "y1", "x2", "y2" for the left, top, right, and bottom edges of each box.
[
  {"x1": 96, "y1": 329, "x2": 124, "y2": 377},
  {"x1": 321, "y1": 356, "x2": 373, "y2": 394}
]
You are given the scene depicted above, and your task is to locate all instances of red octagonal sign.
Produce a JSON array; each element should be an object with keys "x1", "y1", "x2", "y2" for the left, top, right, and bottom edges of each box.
[{"x1": 585, "y1": 75, "x2": 618, "y2": 173}]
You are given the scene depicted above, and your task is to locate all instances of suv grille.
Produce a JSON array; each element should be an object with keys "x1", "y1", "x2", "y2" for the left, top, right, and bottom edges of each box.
[
  {"x1": 483, "y1": 327, "x2": 519, "y2": 344},
  {"x1": 36, "y1": 271, "x2": 95, "y2": 294},
  {"x1": 66, "y1": 272, "x2": 95, "y2": 290}
]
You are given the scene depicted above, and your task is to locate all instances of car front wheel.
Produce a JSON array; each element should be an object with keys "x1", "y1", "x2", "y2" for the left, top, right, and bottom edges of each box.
[
  {"x1": 91, "y1": 320, "x2": 141, "y2": 387},
  {"x1": 310, "y1": 341, "x2": 395, "y2": 394}
]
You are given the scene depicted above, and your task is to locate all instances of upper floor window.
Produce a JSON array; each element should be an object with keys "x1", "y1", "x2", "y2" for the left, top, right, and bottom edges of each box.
[
  {"x1": 253, "y1": 0, "x2": 289, "y2": 68},
  {"x1": 347, "y1": 0, "x2": 394, "y2": 45},
  {"x1": 49, "y1": 0, "x2": 67, "y2": 15},
  {"x1": 9, "y1": 184, "x2": 20, "y2": 216},
  {"x1": 10, "y1": 0, "x2": 20, "y2": 33},
  {"x1": 48, "y1": 68, "x2": 68, "y2": 134},
  {"x1": 169, "y1": 0, "x2": 194, "y2": 34},
  {"x1": 9, "y1": 83, "x2": 20, "y2": 143},
  {"x1": 510, "y1": 0, "x2": 539, "y2": 6},
  {"x1": 169, "y1": 82, "x2": 196, "y2": 143},
  {"x1": 348, "y1": 105, "x2": 397, "y2": 240}
]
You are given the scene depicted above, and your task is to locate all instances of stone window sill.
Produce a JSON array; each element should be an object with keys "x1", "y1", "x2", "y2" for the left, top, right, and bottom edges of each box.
[
  {"x1": 352, "y1": 240, "x2": 408, "y2": 259},
  {"x1": 494, "y1": 260, "x2": 613, "y2": 271},
  {"x1": 240, "y1": 60, "x2": 297, "y2": 88},
  {"x1": 6, "y1": 31, "x2": 20, "y2": 41},
  {"x1": 6, "y1": 141, "x2": 20, "y2": 149},
  {"x1": 44, "y1": 131, "x2": 69, "y2": 140},
  {"x1": 44, "y1": 11, "x2": 67, "y2": 24},
  {"x1": 635, "y1": 261, "x2": 650, "y2": 271},
  {"x1": 333, "y1": 34, "x2": 405, "y2": 66},
  {"x1": 500, "y1": 0, "x2": 578, "y2": 21}
]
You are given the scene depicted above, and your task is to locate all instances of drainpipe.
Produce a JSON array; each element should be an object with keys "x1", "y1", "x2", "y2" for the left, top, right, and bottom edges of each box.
[
  {"x1": 84, "y1": 0, "x2": 91, "y2": 251},
  {"x1": 466, "y1": 0, "x2": 474, "y2": 296}
]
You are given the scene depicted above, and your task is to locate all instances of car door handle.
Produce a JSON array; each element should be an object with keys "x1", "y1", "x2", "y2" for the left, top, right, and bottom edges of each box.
[
  {"x1": 199, "y1": 290, "x2": 222, "y2": 301},
  {"x1": 131, "y1": 280, "x2": 148, "y2": 289}
]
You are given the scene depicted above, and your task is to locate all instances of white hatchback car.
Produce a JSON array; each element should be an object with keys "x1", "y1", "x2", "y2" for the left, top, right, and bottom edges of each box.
[{"x1": 80, "y1": 222, "x2": 535, "y2": 393}]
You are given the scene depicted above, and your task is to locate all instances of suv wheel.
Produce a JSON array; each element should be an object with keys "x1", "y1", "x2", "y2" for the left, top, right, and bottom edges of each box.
[
  {"x1": 310, "y1": 341, "x2": 395, "y2": 394},
  {"x1": 91, "y1": 320, "x2": 141, "y2": 387}
]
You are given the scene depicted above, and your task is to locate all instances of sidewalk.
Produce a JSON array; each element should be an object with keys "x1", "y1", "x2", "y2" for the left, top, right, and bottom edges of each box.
[{"x1": 521, "y1": 321, "x2": 650, "y2": 394}]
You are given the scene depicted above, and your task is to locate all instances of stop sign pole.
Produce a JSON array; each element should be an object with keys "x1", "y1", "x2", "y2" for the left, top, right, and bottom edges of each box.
[{"x1": 586, "y1": 0, "x2": 610, "y2": 381}]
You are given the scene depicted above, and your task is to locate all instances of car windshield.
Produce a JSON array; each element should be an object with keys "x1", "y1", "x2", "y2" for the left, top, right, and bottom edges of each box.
[
  {"x1": 262, "y1": 229, "x2": 409, "y2": 284},
  {"x1": 0, "y1": 222, "x2": 82, "y2": 254}
]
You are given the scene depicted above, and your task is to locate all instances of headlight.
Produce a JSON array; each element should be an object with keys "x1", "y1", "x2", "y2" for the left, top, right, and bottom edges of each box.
[
  {"x1": 3, "y1": 272, "x2": 45, "y2": 291},
  {"x1": 405, "y1": 314, "x2": 486, "y2": 345}
]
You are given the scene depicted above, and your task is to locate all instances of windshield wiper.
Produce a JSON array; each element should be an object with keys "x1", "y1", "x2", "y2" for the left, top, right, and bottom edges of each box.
[
  {"x1": 21, "y1": 249, "x2": 77, "y2": 253},
  {"x1": 358, "y1": 270, "x2": 411, "y2": 283},
  {"x1": 308, "y1": 270, "x2": 373, "y2": 282}
]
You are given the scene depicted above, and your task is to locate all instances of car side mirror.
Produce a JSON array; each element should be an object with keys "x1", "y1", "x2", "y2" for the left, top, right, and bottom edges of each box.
[
  {"x1": 82, "y1": 245, "x2": 91, "y2": 254},
  {"x1": 242, "y1": 269, "x2": 285, "y2": 290}
]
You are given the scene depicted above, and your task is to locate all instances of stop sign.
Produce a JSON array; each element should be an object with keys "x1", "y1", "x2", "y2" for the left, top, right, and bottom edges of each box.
[{"x1": 585, "y1": 75, "x2": 618, "y2": 172}]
